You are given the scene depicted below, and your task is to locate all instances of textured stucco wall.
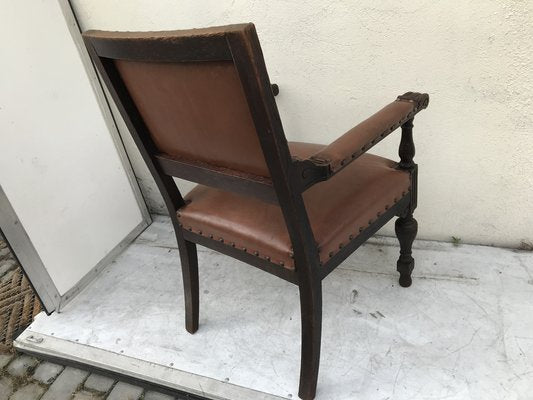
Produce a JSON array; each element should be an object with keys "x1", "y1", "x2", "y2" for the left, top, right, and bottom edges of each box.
[{"x1": 71, "y1": 1, "x2": 533, "y2": 248}]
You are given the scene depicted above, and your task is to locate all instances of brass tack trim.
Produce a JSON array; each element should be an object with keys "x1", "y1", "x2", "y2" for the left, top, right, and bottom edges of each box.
[
  {"x1": 183, "y1": 230, "x2": 283, "y2": 264},
  {"x1": 185, "y1": 188, "x2": 401, "y2": 273},
  {"x1": 328, "y1": 197, "x2": 398, "y2": 260}
]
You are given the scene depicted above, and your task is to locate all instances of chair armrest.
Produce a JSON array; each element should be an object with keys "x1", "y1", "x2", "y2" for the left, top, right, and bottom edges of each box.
[{"x1": 309, "y1": 92, "x2": 429, "y2": 174}]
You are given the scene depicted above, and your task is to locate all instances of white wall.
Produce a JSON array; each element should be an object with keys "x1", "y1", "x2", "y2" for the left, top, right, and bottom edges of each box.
[
  {"x1": 71, "y1": 0, "x2": 533, "y2": 248},
  {"x1": 0, "y1": 0, "x2": 145, "y2": 296}
]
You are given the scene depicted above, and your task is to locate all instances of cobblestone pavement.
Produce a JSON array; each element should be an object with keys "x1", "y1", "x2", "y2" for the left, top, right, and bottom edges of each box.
[
  {"x1": 0, "y1": 348, "x2": 183, "y2": 399},
  {"x1": 0, "y1": 240, "x2": 18, "y2": 287},
  {"x1": 0, "y1": 237, "x2": 185, "y2": 400}
]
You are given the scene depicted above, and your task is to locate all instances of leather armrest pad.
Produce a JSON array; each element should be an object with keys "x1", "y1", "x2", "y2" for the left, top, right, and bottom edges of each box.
[{"x1": 310, "y1": 92, "x2": 429, "y2": 173}]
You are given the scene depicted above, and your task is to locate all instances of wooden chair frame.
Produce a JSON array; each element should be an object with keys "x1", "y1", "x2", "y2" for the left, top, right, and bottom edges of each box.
[{"x1": 83, "y1": 23, "x2": 428, "y2": 399}]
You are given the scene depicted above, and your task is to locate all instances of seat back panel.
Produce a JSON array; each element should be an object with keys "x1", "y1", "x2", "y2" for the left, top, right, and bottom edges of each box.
[{"x1": 114, "y1": 59, "x2": 269, "y2": 177}]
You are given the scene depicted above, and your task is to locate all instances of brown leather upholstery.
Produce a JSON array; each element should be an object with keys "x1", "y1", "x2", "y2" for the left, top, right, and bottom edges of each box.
[
  {"x1": 178, "y1": 142, "x2": 410, "y2": 269},
  {"x1": 115, "y1": 59, "x2": 269, "y2": 177}
]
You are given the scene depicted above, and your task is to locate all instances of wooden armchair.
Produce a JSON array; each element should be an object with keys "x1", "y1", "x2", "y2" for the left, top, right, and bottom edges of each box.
[{"x1": 83, "y1": 23, "x2": 429, "y2": 400}]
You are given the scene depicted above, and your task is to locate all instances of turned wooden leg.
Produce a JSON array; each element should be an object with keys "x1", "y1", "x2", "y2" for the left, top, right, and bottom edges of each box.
[
  {"x1": 395, "y1": 214, "x2": 417, "y2": 287},
  {"x1": 298, "y1": 280, "x2": 322, "y2": 400},
  {"x1": 176, "y1": 234, "x2": 199, "y2": 333}
]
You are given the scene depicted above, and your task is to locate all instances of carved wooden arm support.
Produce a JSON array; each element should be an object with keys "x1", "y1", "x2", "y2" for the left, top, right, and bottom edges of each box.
[
  {"x1": 309, "y1": 92, "x2": 428, "y2": 173},
  {"x1": 292, "y1": 92, "x2": 429, "y2": 191}
]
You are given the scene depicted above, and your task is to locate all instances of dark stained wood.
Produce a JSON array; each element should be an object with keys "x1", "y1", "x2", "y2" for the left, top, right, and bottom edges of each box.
[
  {"x1": 86, "y1": 28, "x2": 233, "y2": 62},
  {"x1": 298, "y1": 274, "x2": 322, "y2": 400},
  {"x1": 83, "y1": 24, "x2": 427, "y2": 400},
  {"x1": 395, "y1": 117, "x2": 418, "y2": 287},
  {"x1": 225, "y1": 26, "x2": 325, "y2": 399},
  {"x1": 293, "y1": 158, "x2": 330, "y2": 192},
  {"x1": 398, "y1": 118, "x2": 415, "y2": 169},
  {"x1": 156, "y1": 154, "x2": 278, "y2": 204},
  {"x1": 395, "y1": 215, "x2": 418, "y2": 288},
  {"x1": 176, "y1": 231, "x2": 199, "y2": 333},
  {"x1": 399, "y1": 118, "x2": 418, "y2": 213}
]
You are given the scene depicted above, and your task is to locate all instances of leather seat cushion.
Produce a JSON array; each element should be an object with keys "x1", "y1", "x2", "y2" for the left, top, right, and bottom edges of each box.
[{"x1": 177, "y1": 142, "x2": 410, "y2": 269}]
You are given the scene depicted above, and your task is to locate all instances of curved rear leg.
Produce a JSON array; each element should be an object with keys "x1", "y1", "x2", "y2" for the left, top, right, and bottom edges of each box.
[
  {"x1": 298, "y1": 281, "x2": 322, "y2": 399},
  {"x1": 176, "y1": 234, "x2": 199, "y2": 333}
]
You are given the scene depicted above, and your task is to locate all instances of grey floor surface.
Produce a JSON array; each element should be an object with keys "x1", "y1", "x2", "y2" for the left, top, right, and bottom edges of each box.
[
  {"x1": 19, "y1": 216, "x2": 533, "y2": 399},
  {"x1": 0, "y1": 235, "x2": 178, "y2": 400}
]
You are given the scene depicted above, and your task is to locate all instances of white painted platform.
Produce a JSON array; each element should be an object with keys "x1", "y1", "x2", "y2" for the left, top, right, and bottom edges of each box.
[{"x1": 15, "y1": 216, "x2": 533, "y2": 399}]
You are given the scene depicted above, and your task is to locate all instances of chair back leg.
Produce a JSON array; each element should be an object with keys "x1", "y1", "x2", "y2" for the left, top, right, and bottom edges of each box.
[
  {"x1": 298, "y1": 278, "x2": 322, "y2": 399},
  {"x1": 176, "y1": 229, "x2": 200, "y2": 333}
]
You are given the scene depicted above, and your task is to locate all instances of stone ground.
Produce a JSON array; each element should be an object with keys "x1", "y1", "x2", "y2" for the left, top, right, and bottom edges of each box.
[
  {"x1": 0, "y1": 350, "x2": 183, "y2": 400},
  {"x1": 0, "y1": 237, "x2": 186, "y2": 400}
]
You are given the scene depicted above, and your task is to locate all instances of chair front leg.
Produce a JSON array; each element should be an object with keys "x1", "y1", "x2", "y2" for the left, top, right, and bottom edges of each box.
[
  {"x1": 298, "y1": 276, "x2": 322, "y2": 400},
  {"x1": 396, "y1": 117, "x2": 418, "y2": 287},
  {"x1": 395, "y1": 214, "x2": 418, "y2": 287},
  {"x1": 176, "y1": 228, "x2": 199, "y2": 333}
]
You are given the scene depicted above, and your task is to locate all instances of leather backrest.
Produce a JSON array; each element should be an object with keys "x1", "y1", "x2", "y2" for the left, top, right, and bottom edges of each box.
[
  {"x1": 114, "y1": 59, "x2": 270, "y2": 177},
  {"x1": 83, "y1": 24, "x2": 292, "y2": 204}
]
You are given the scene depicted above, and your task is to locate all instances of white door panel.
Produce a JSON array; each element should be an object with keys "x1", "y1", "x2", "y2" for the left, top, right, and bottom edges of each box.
[{"x1": 0, "y1": 0, "x2": 149, "y2": 308}]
